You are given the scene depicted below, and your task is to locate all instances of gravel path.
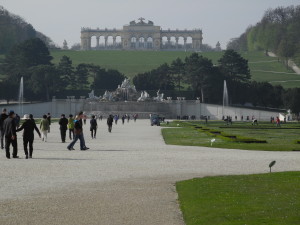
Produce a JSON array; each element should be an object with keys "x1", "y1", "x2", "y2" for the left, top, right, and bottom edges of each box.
[{"x1": 1, "y1": 119, "x2": 300, "y2": 225}]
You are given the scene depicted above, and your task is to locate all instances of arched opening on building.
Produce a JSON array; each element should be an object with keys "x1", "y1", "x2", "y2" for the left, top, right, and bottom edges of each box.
[
  {"x1": 131, "y1": 37, "x2": 137, "y2": 49},
  {"x1": 147, "y1": 37, "x2": 153, "y2": 49},
  {"x1": 186, "y1": 37, "x2": 193, "y2": 49},
  {"x1": 161, "y1": 36, "x2": 168, "y2": 49},
  {"x1": 115, "y1": 36, "x2": 122, "y2": 48},
  {"x1": 138, "y1": 37, "x2": 145, "y2": 48},
  {"x1": 91, "y1": 36, "x2": 97, "y2": 49},
  {"x1": 99, "y1": 36, "x2": 105, "y2": 49},
  {"x1": 178, "y1": 37, "x2": 184, "y2": 49},
  {"x1": 107, "y1": 36, "x2": 113, "y2": 48},
  {"x1": 170, "y1": 37, "x2": 176, "y2": 49}
]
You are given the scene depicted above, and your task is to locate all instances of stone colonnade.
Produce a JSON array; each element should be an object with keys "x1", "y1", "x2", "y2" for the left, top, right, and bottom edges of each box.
[{"x1": 81, "y1": 20, "x2": 203, "y2": 51}]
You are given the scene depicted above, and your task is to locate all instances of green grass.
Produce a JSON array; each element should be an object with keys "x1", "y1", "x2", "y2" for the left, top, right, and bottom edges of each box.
[
  {"x1": 161, "y1": 121, "x2": 300, "y2": 151},
  {"x1": 1, "y1": 50, "x2": 298, "y2": 88},
  {"x1": 50, "y1": 50, "x2": 299, "y2": 88},
  {"x1": 50, "y1": 50, "x2": 199, "y2": 78},
  {"x1": 176, "y1": 172, "x2": 300, "y2": 225}
]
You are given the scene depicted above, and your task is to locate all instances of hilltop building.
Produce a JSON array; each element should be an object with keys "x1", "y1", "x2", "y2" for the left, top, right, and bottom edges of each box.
[{"x1": 81, "y1": 18, "x2": 203, "y2": 51}]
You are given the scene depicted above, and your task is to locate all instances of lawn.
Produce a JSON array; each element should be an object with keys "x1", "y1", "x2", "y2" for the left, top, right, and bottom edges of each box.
[
  {"x1": 49, "y1": 50, "x2": 299, "y2": 88},
  {"x1": 176, "y1": 172, "x2": 300, "y2": 225},
  {"x1": 1, "y1": 50, "x2": 298, "y2": 88},
  {"x1": 162, "y1": 121, "x2": 300, "y2": 151}
]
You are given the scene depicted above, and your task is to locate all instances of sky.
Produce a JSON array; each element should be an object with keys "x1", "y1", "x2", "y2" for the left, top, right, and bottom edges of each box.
[{"x1": 1, "y1": 0, "x2": 299, "y2": 49}]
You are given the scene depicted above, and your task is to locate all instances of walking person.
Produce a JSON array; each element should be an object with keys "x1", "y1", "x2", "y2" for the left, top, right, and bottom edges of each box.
[
  {"x1": 127, "y1": 114, "x2": 130, "y2": 123},
  {"x1": 68, "y1": 114, "x2": 75, "y2": 140},
  {"x1": 15, "y1": 114, "x2": 21, "y2": 128},
  {"x1": 3, "y1": 110, "x2": 18, "y2": 159},
  {"x1": 40, "y1": 115, "x2": 49, "y2": 142},
  {"x1": 83, "y1": 114, "x2": 87, "y2": 125},
  {"x1": 47, "y1": 113, "x2": 51, "y2": 133},
  {"x1": 107, "y1": 115, "x2": 113, "y2": 133},
  {"x1": 16, "y1": 114, "x2": 41, "y2": 159},
  {"x1": 59, "y1": 114, "x2": 68, "y2": 143},
  {"x1": 0, "y1": 108, "x2": 8, "y2": 149},
  {"x1": 276, "y1": 117, "x2": 281, "y2": 127},
  {"x1": 90, "y1": 115, "x2": 98, "y2": 139},
  {"x1": 67, "y1": 112, "x2": 89, "y2": 151},
  {"x1": 122, "y1": 115, "x2": 125, "y2": 124},
  {"x1": 114, "y1": 115, "x2": 119, "y2": 125}
]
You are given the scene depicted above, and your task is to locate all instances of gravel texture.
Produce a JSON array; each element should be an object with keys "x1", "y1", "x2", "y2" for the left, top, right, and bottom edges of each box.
[{"x1": 0, "y1": 119, "x2": 300, "y2": 225}]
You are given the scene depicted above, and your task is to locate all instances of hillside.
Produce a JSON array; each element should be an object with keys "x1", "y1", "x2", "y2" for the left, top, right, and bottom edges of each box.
[
  {"x1": 0, "y1": 5, "x2": 53, "y2": 53},
  {"x1": 228, "y1": 5, "x2": 300, "y2": 67},
  {"x1": 51, "y1": 50, "x2": 300, "y2": 88}
]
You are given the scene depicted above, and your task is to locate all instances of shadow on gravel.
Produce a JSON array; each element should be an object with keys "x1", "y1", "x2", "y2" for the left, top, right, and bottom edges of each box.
[
  {"x1": 33, "y1": 158, "x2": 92, "y2": 161},
  {"x1": 92, "y1": 150, "x2": 129, "y2": 152}
]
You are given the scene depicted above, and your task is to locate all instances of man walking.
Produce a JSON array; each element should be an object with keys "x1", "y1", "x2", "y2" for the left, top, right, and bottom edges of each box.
[
  {"x1": 107, "y1": 114, "x2": 113, "y2": 133},
  {"x1": 59, "y1": 114, "x2": 68, "y2": 143},
  {"x1": 90, "y1": 115, "x2": 98, "y2": 139},
  {"x1": 3, "y1": 110, "x2": 18, "y2": 159},
  {"x1": 0, "y1": 108, "x2": 8, "y2": 149},
  {"x1": 67, "y1": 112, "x2": 89, "y2": 151},
  {"x1": 16, "y1": 114, "x2": 41, "y2": 159}
]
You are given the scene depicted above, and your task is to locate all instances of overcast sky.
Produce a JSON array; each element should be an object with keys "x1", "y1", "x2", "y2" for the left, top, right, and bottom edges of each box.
[{"x1": 1, "y1": 0, "x2": 299, "y2": 49}]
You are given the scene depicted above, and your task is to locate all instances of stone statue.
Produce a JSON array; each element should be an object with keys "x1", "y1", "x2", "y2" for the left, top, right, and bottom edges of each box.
[
  {"x1": 87, "y1": 90, "x2": 100, "y2": 100},
  {"x1": 137, "y1": 91, "x2": 150, "y2": 102},
  {"x1": 102, "y1": 91, "x2": 113, "y2": 101},
  {"x1": 153, "y1": 90, "x2": 164, "y2": 102},
  {"x1": 130, "y1": 20, "x2": 136, "y2": 25}
]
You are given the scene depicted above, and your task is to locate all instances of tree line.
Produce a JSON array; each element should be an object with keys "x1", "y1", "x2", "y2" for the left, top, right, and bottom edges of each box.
[
  {"x1": 0, "y1": 38, "x2": 126, "y2": 102},
  {"x1": 133, "y1": 50, "x2": 300, "y2": 114},
  {"x1": 227, "y1": 5, "x2": 300, "y2": 66}
]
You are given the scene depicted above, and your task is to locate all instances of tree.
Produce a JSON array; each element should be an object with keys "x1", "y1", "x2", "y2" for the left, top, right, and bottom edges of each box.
[
  {"x1": 2, "y1": 38, "x2": 53, "y2": 82},
  {"x1": 74, "y1": 64, "x2": 89, "y2": 90},
  {"x1": 133, "y1": 63, "x2": 174, "y2": 91},
  {"x1": 277, "y1": 38, "x2": 296, "y2": 68},
  {"x1": 185, "y1": 53, "x2": 216, "y2": 102},
  {"x1": 170, "y1": 58, "x2": 185, "y2": 92},
  {"x1": 283, "y1": 88, "x2": 300, "y2": 114},
  {"x1": 57, "y1": 55, "x2": 75, "y2": 88},
  {"x1": 92, "y1": 68, "x2": 126, "y2": 90},
  {"x1": 29, "y1": 65, "x2": 61, "y2": 101},
  {"x1": 218, "y1": 50, "x2": 250, "y2": 83}
]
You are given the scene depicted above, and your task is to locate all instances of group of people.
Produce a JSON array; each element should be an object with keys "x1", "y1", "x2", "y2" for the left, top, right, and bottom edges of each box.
[
  {"x1": 0, "y1": 108, "x2": 140, "y2": 159},
  {"x1": 0, "y1": 108, "x2": 50, "y2": 159}
]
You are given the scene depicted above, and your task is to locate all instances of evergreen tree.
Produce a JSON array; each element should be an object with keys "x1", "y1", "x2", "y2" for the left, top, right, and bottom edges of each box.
[{"x1": 57, "y1": 55, "x2": 75, "y2": 88}]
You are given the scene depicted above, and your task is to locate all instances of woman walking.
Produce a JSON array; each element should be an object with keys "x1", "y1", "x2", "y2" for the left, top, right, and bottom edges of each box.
[
  {"x1": 40, "y1": 114, "x2": 49, "y2": 142},
  {"x1": 68, "y1": 114, "x2": 75, "y2": 140}
]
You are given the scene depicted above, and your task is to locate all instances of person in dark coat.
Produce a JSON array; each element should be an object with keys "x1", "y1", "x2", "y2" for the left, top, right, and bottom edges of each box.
[
  {"x1": 107, "y1": 115, "x2": 113, "y2": 133},
  {"x1": 90, "y1": 115, "x2": 98, "y2": 139},
  {"x1": 0, "y1": 108, "x2": 8, "y2": 149},
  {"x1": 67, "y1": 112, "x2": 89, "y2": 151},
  {"x1": 59, "y1": 114, "x2": 68, "y2": 143},
  {"x1": 3, "y1": 110, "x2": 18, "y2": 159},
  {"x1": 16, "y1": 114, "x2": 41, "y2": 159}
]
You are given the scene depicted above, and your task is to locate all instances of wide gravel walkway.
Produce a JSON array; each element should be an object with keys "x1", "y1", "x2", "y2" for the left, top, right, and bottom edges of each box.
[{"x1": 0, "y1": 119, "x2": 300, "y2": 225}]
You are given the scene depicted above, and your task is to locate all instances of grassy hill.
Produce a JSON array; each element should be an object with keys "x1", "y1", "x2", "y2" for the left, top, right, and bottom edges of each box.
[{"x1": 50, "y1": 50, "x2": 300, "y2": 89}]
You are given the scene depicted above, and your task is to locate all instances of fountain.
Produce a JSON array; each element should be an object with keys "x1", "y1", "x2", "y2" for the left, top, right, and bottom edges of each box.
[
  {"x1": 18, "y1": 76, "x2": 24, "y2": 115},
  {"x1": 222, "y1": 80, "x2": 229, "y2": 116}
]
